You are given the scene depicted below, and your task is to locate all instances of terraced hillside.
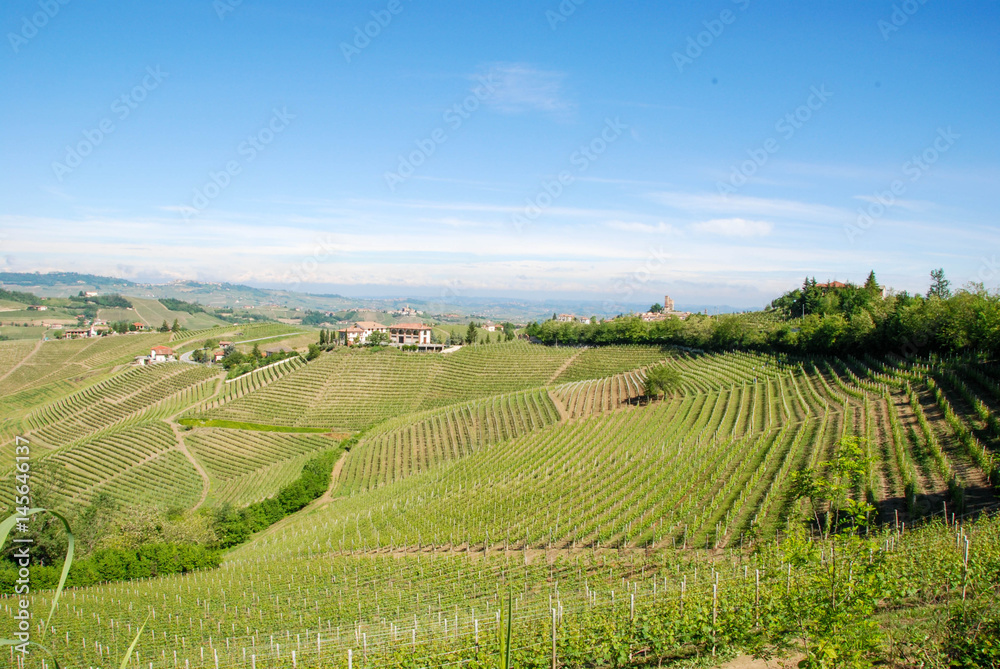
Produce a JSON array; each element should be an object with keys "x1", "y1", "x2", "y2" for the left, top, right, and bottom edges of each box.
[
  {"x1": 339, "y1": 388, "x2": 560, "y2": 493},
  {"x1": 21, "y1": 363, "x2": 219, "y2": 450},
  {"x1": 0, "y1": 333, "x2": 174, "y2": 416},
  {"x1": 196, "y1": 342, "x2": 578, "y2": 430},
  {"x1": 186, "y1": 429, "x2": 342, "y2": 506},
  {"x1": 39, "y1": 421, "x2": 206, "y2": 509},
  {"x1": 126, "y1": 297, "x2": 227, "y2": 329},
  {"x1": 5, "y1": 346, "x2": 998, "y2": 669}
]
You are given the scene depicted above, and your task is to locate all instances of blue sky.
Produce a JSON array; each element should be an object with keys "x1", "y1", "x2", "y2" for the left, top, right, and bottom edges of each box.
[{"x1": 1, "y1": 0, "x2": 997, "y2": 309}]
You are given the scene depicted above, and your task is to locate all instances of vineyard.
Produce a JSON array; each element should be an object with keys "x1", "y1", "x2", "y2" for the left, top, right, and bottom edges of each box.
[
  {"x1": 0, "y1": 337, "x2": 999, "y2": 667},
  {"x1": 196, "y1": 343, "x2": 578, "y2": 431},
  {"x1": 185, "y1": 429, "x2": 341, "y2": 506}
]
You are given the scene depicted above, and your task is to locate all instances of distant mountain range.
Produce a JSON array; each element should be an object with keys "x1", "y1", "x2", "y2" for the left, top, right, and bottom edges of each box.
[{"x1": 0, "y1": 272, "x2": 753, "y2": 321}]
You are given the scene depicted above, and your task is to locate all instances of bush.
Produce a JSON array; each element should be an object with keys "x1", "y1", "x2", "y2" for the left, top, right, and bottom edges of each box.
[
  {"x1": 944, "y1": 605, "x2": 1000, "y2": 668},
  {"x1": 0, "y1": 543, "x2": 221, "y2": 592},
  {"x1": 211, "y1": 449, "x2": 341, "y2": 548}
]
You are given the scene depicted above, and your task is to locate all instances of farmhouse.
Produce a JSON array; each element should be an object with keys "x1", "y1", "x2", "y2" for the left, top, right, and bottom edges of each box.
[
  {"x1": 212, "y1": 349, "x2": 226, "y2": 363},
  {"x1": 150, "y1": 345, "x2": 176, "y2": 362},
  {"x1": 390, "y1": 323, "x2": 431, "y2": 345},
  {"x1": 262, "y1": 344, "x2": 294, "y2": 357},
  {"x1": 556, "y1": 314, "x2": 576, "y2": 323},
  {"x1": 337, "y1": 321, "x2": 389, "y2": 345},
  {"x1": 337, "y1": 326, "x2": 365, "y2": 345}
]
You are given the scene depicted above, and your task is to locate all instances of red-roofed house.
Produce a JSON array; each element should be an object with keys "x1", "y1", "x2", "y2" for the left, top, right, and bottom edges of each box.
[
  {"x1": 337, "y1": 321, "x2": 389, "y2": 345},
  {"x1": 816, "y1": 281, "x2": 848, "y2": 289},
  {"x1": 150, "y1": 345, "x2": 176, "y2": 362},
  {"x1": 337, "y1": 326, "x2": 365, "y2": 346}
]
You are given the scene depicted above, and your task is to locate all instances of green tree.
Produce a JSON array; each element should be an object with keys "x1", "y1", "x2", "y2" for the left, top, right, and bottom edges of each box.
[
  {"x1": 251, "y1": 343, "x2": 262, "y2": 360},
  {"x1": 643, "y1": 365, "x2": 682, "y2": 401},
  {"x1": 367, "y1": 330, "x2": 388, "y2": 346},
  {"x1": 785, "y1": 436, "x2": 887, "y2": 668},
  {"x1": 170, "y1": 319, "x2": 180, "y2": 332},
  {"x1": 929, "y1": 268, "x2": 951, "y2": 299},
  {"x1": 158, "y1": 320, "x2": 169, "y2": 333},
  {"x1": 863, "y1": 270, "x2": 880, "y2": 293},
  {"x1": 465, "y1": 321, "x2": 478, "y2": 345},
  {"x1": 649, "y1": 302, "x2": 663, "y2": 313}
]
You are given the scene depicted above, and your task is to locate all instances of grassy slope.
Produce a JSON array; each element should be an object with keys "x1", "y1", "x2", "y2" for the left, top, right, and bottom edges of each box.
[{"x1": 128, "y1": 297, "x2": 227, "y2": 329}]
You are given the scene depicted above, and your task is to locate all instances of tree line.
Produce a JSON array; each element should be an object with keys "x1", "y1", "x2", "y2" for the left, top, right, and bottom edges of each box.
[{"x1": 526, "y1": 271, "x2": 999, "y2": 356}]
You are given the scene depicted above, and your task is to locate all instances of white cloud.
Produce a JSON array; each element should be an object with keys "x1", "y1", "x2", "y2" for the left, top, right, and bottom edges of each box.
[
  {"x1": 650, "y1": 191, "x2": 846, "y2": 224},
  {"x1": 852, "y1": 195, "x2": 934, "y2": 213},
  {"x1": 606, "y1": 220, "x2": 679, "y2": 235},
  {"x1": 481, "y1": 63, "x2": 574, "y2": 116},
  {"x1": 692, "y1": 218, "x2": 774, "y2": 237}
]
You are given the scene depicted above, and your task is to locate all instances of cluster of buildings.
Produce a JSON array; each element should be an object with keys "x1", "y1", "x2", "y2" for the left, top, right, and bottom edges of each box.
[
  {"x1": 337, "y1": 320, "x2": 437, "y2": 349},
  {"x1": 555, "y1": 315, "x2": 592, "y2": 324},
  {"x1": 390, "y1": 305, "x2": 424, "y2": 317},
  {"x1": 639, "y1": 295, "x2": 692, "y2": 322},
  {"x1": 55, "y1": 320, "x2": 150, "y2": 339}
]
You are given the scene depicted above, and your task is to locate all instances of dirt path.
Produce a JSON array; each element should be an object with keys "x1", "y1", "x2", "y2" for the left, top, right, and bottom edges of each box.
[
  {"x1": 251, "y1": 450, "x2": 350, "y2": 541},
  {"x1": 546, "y1": 348, "x2": 585, "y2": 385},
  {"x1": 167, "y1": 421, "x2": 212, "y2": 511},
  {"x1": 317, "y1": 449, "x2": 350, "y2": 504},
  {"x1": 547, "y1": 390, "x2": 570, "y2": 422},
  {"x1": 712, "y1": 654, "x2": 802, "y2": 669},
  {"x1": 0, "y1": 339, "x2": 43, "y2": 384}
]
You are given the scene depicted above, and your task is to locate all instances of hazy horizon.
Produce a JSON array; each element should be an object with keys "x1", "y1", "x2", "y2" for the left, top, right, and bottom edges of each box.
[{"x1": 2, "y1": 1, "x2": 997, "y2": 308}]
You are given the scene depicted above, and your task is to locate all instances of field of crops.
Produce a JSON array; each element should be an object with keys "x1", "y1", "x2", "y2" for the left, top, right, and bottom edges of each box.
[
  {"x1": 129, "y1": 297, "x2": 227, "y2": 330},
  {"x1": 198, "y1": 343, "x2": 577, "y2": 430},
  {"x1": 20, "y1": 363, "x2": 219, "y2": 451},
  {"x1": 186, "y1": 428, "x2": 341, "y2": 506},
  {"x1": 170, "y1": 322, "x2": 308, "y2": 346},
  {"x1": 0, "y1": 333, "x2": 173, "y2": 407},
  {"x1": 39, "y1": 421, "x2": 204, "y2": 509},
  {"x1": 1, "y1": 341, "x2": 999, "y2": 668},
  {"x1": 339, "y1": 389, "x2": 560, "y2": 493}
]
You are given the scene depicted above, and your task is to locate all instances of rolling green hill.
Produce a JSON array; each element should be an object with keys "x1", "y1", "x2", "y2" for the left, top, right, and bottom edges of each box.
[{"x1": 0, "y1": 339, "x2": 998, "y2": 668}]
